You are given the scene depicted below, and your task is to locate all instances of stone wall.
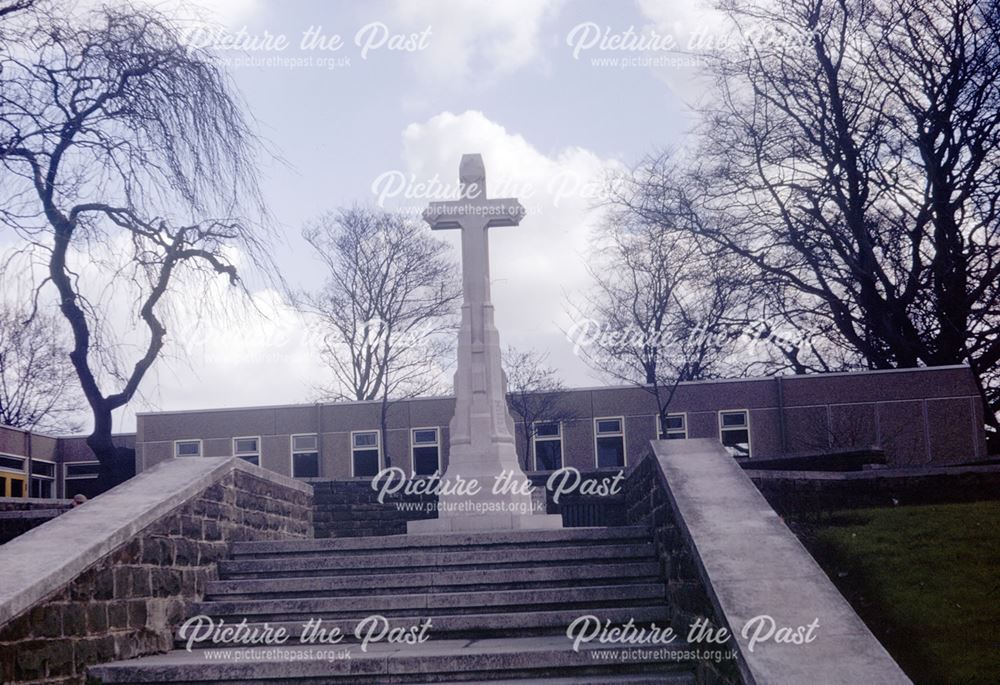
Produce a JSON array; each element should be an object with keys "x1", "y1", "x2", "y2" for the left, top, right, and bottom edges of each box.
[
  {"x1": 0, "y1": 498, "x2": 74, "y2": 512},
  {"x1": 311, "y1": 480, "x2": 435, "y2": 538},
  {"x1": 749, "y1": 464, "x2": 1000, "y2": 519},
  {"x1": 0, "y1": 499, "x2": 74, "y2": 544},
  {"x1": 0, "y1": 466, "x2": 311, "y2": 685},
  {"x1": 624, "y1": 456, "x2": 741, "y2": 685}
]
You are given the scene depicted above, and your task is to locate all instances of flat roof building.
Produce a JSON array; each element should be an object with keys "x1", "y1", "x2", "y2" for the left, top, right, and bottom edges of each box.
[
  {"x1": 0, "y1": 366, "x2": 988, "y2": 502},
  {"x1": 135, "y1": 365, "x2": 987, "y2": 480}
]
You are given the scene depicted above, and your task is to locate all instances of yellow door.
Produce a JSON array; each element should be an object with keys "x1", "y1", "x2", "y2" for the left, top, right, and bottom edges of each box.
[{"x1": 0, "y1": 472, "x2": 27, "y2": 497}]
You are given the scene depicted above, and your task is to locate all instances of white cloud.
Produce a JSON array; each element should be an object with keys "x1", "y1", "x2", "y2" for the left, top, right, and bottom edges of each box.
[
  {"x1": 634, "y1": 0, "x2": 731, "y2": 107},
  {"x1": 388, "y1": 0, "x2": 563, "y2": 84},
  {"x1": 395, "y1": 110, "x2": 623, "y2": 387}
]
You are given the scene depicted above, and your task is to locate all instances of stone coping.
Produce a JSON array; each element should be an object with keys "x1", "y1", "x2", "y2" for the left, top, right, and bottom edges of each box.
[
  {"x1": 0, "y1": 497, "x2": 74, "y2": 506},
  {"x1": 650, "y1": 438, "x2": 912, "y2": 685},
  {"x1": 746, "y1": 463, "x2": 1000, "y2": 480},
  {"x1": 0, "y1": 457, "x2": 310, "y2": 627}
]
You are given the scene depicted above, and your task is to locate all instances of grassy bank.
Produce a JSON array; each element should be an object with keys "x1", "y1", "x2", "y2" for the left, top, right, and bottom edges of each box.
[{"x1": 797, "y1": 501, "x2": 1000, "y2": 685}]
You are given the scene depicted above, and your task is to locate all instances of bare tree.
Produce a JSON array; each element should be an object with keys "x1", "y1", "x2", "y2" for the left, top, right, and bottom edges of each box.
[
  {"x1": 298, "y1": 207, "x2": 460, "y2": 469},
  {"x1": 569, "y1": 210, "x2": 751, "y2": 435},
  {"x1": 0, "y1": 303, "x2": 81, "y2": 433},
  {"x1": 629, "y1": 0, "x2": 1000, "y2": 439},
  {"x1": 0, "y1": 2, "x2": 272, "y2": 465},
  {"x1": 503, "y1": 346, "x2": 575, "y2": 471}
]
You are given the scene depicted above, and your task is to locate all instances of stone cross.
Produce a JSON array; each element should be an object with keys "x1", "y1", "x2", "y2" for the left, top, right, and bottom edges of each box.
[{"x1": 407, "y1": 154, "x2": 562, "y2": 534}]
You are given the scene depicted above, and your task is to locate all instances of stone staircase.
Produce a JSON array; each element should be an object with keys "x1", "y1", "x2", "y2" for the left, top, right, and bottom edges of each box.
[{"x1": 88, "y1": 527, "x2": 698, "y2": 683}]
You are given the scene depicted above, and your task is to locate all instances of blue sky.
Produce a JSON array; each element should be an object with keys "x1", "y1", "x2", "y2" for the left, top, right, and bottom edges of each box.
[{"x1": 10, "y1": 0, "x2": 729, "y2": 430}]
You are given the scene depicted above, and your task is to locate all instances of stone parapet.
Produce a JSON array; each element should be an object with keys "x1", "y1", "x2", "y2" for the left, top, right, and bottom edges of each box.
[{"x1": 0, "y1": 457, "x2": 312, "y2": 685}]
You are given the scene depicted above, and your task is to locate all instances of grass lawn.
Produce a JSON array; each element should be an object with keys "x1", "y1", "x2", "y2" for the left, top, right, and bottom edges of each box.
[{"x1": 796, "y1": 501, "x2": 1000, "y2": 685}]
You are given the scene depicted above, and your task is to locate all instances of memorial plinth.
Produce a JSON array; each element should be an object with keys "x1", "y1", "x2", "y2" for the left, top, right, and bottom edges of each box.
[{"x1": 407, "y1": 155, "x2": 562, "y2": 534}]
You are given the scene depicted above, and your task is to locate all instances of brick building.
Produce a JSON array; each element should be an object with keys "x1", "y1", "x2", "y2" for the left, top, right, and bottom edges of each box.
[
  {"x1": 0, "y1": 365, "x2": 987, "y2": 500},
  {"x1": 135, "y1": 365, "x2": 987, "y2": 479}
]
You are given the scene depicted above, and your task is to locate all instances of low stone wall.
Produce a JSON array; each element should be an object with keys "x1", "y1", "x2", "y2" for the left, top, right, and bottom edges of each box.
[
  {"x1": 311, "y1": 479, "x2": 435, "y2": 538},
  {"x1": 0, "y1": 497, "x2": 74, "y2": 512},
  {"x1": 649, "y1": 439, "x2": 911, "y2": 685},
  {"x1": 749, "y1": 464, "x2": 1000, "y2": 519},
  {"x1": 311, "y1": 474, "x2": 626, "y2": 537},
  {"x1": 624, "y1": 455, "x2": 740, "y2": 685},
  {"x1": 0, "y1": 498, "x2": 75, "y2": 544},
  {"x1": 0, "y1": 458, "x2": 312, "y2": 685}
]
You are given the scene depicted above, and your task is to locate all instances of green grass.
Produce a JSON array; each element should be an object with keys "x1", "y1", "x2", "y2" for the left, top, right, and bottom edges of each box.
[{"x1": 799, "y1": 502, "x2": 1000, "y2": 685}]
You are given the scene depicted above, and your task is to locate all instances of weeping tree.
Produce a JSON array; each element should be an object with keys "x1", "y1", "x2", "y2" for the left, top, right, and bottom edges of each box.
[
  {"x1": 0, "y1": 2, "x2": 272, "y2": 467},
  {"x1": 0, "y1": 302, "x2": 82, "y2": 433}
]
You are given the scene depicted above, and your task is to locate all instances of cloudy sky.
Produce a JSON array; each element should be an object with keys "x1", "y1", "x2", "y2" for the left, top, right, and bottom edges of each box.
[{"x1": 12, "y1": 0, "x2": 732, "y2": 431}]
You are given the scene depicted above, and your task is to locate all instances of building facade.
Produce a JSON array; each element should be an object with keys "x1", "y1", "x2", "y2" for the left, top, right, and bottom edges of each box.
[
  {"x1": 0, "y1": 365, "x2": 986, "y2": 501},
  {"x1": 0, "y1": 426, "x2": 135, "y2": 500},
  {"x1": 134, "y1": 365, "x2": 987, "y2": 480}
]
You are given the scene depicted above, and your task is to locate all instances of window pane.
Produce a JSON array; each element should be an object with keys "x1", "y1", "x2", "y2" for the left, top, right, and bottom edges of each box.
[
  {"x1": 413, "y1": 446, "x2": 439, "y2": 476},
  {"x1": 353, "y1": 432, "x2": 377, "y2": 448},
  {"x1": 234, "y1": 438, "x2": 258, "y2": 453},
  {"x1": 413, "y1": 429, "x2": 437, "y2": 445},
  {"x1": 176, "y1": 441, "x2": 201, "y2": 457},
  {"x1": 536, "y1": 422, "x2": 560, "y2": 437},
  {"x1": 31, "y1": 478, "x2": 53, "y2": 499},
  {"x1": 240, "y1": 455, "x2": 260, "y2": 466},
  {"x1": 32, "y1": 461, "x2": 55, "y2": 478},
  {"x1": 721, "y1": 412, "x2": 748, "y2": 428},
  {"x1": 665, "y1": 415, "x2": 684, "y2": 431},
  {"x1": 535, "y1": 439, "x2": 562, "y2": 471},
  {"x1": 596, "y1": 436, "x2": 625, "y2": 468},
  {"x1": 66, "y1": 463, "x2": 100, "y2": 477},
  {"x1": 352, "y1": 449, "x2": 379, "y2": 478},
  {"x1": 293, "y1": 451, "x2": 319, "y2": 477},
  {"x1": 596, "y1": 419, "x2": 622, "y2": 434},
  {"x1": 293, "y1": 434, "x2": 318, "y2": 451},
  {"x1": 0, "y1": 455, "x2": 25, "y2": 471},
  {"x1": 10, "y1": 478, "x2": 23, "y2": 497}
]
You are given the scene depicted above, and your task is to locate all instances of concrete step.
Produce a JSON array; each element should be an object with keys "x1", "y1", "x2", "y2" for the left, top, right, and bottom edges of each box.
[
  {"x1": 230, "y1": 527, "x2": 652, "y2": 558},
  {"x1": 217, "y1": 544, "x2": 655, "y2": 578},
  {"x1": 205, "y1": 561, "x2": 662, "y2": 600},
  {"x1": 174, "y1": 606, "x2": 671, "y2": 648},
  {"x1": 193, "y1": 584, "x2": 665, "y2": 620},
  {"x1": 415, "y1": 677, "x2": 693, "y2": 685},
  {"x1": 88, "y1": 635, "x2": 697, "y2": 683}
]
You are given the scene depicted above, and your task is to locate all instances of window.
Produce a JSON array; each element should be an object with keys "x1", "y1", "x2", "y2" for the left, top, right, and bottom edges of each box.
[
  {"x1": 719, "y1": 410, "x2": 751, "y2": 458},
  {"x1": 0, "y1": 455, "x2": 27, "y2": 498},
  {"x1": 533, "y1": 422, "x2": 563, "y2": 471},
  {"x1": 411, "y1": 428, "x2": 440, "y2": 476},
  {"x1": 30, "y1": 459, "x2": 56, "y2": 498},
  {"x1": 656, "y1": 413, "x2": 687, "y2": 440},
  {"x1": 594, "y1": 417, "x2": 626, "y2": 468},
  {"x1": 233, "y1": 436, "x2": 260, "y2": 466},
  {"x1": 351, "y1": 431, "x2": 380, "y2": 478},
  {"x1": 291, "y1": 434, "x2": 320, "y2": 478},
  {"x1": 174, "y1": 440, "x2": 202, "y2": 458},
  {"x1": 0, "y1": 454, "x2": 25, "y2": 471},
  {"x1": 65, "y1": 462, "x2": 101, "y2": 478}
]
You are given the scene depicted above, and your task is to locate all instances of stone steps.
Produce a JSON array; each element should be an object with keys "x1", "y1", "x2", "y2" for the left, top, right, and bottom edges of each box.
[
  {"x1": 174, "y1": 605, "x2": 670, "y2": 648},
  {"x1": 196, "y1": 583, "x2": 664, "y2": 619},
  {"x1": 229, "y1": 526, "x2": 652, "y2": 558},
  {"x1": 88, "y1": 526, "x2": 699, "y2": 683},
  {"x1": 204, "y1": 560, "x2": 662, "y2": 599},
  {"x1": 89, "y1": 636, "x2": 697, "y2": 683},
  {"x1": 217, "y1": 543, "x2": 656, "y2": 578}
]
